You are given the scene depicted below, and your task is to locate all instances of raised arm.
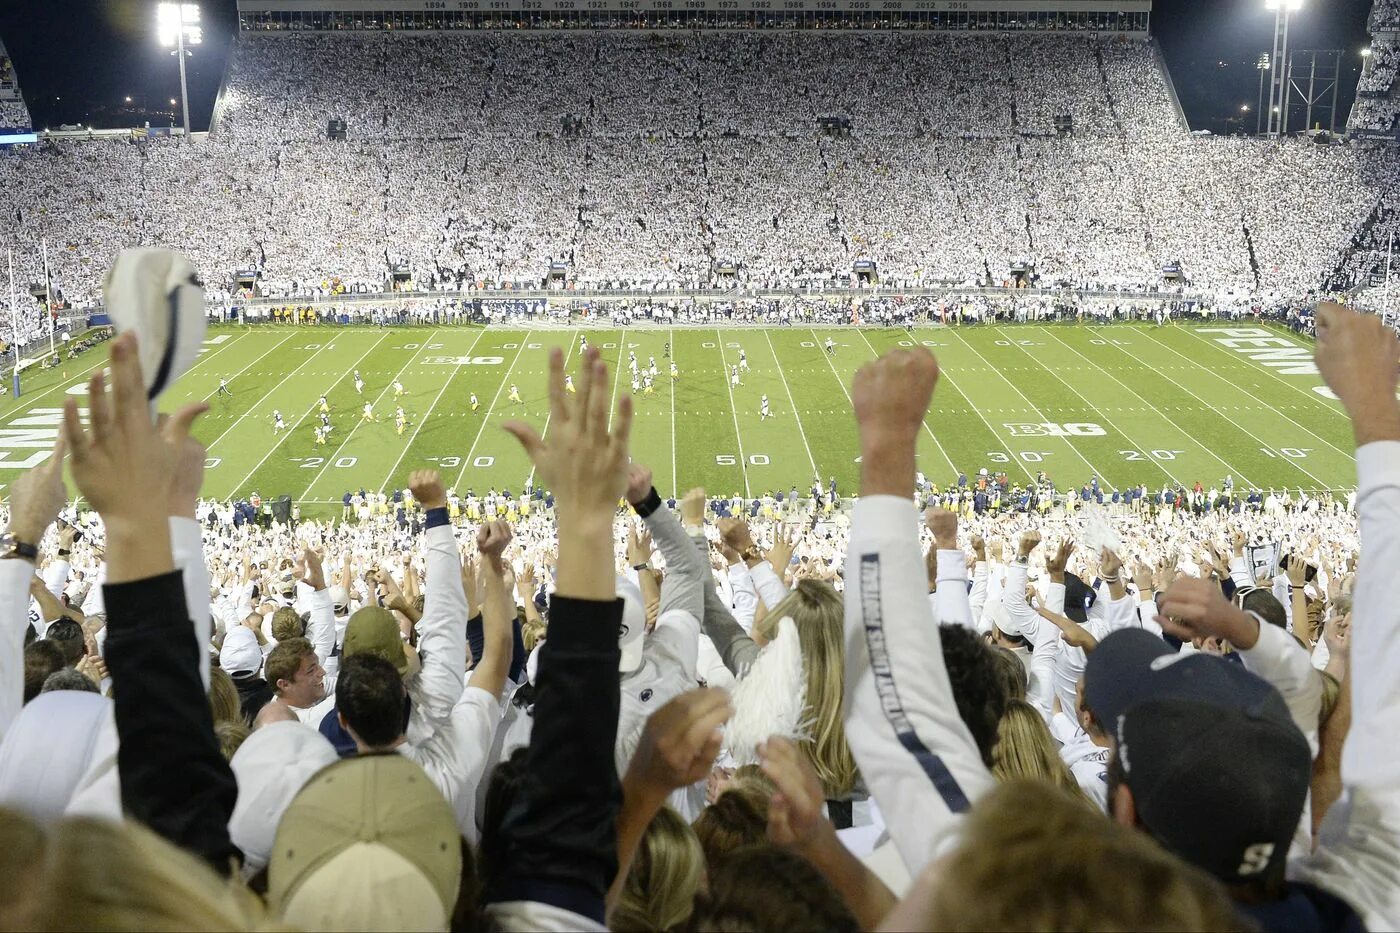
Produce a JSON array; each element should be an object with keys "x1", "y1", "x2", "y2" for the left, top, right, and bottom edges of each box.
[
  {"x1": 628, "y1": 469, "x2": 702, "y2": 677},
  {"x1": 61, "y1": 333, "x2": 237, "y2": 872},
  {"x1": 299, "y1": 547, "x2": 335, "y2": 669},
  {"x1": 928, "y1": 508, "x2": 974, "y2": 630},
  {"x1": 167, "y1": 439, "x2": 212, "y2": 691},
  {"x1": 0, "y1": 439, "x2": 66, "y2": 743},
  {"x1": 1286, "y1": 304, "x2": 1400, "y2": 929},
  {"x1": 409, "y1": 469, "x2": 468, "y2": 723},
  {"x1": 489, "y1": 346, "x2": 632, "y2": 927},
  {"x1": 469, "y1": 519, "x2": 515, "y2": 700},
  {"x1": 843, "y1": 348, "x2": 995, "y2": 875}
]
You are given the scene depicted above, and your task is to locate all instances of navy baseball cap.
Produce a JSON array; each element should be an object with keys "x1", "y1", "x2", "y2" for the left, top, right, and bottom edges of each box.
[{"x1": 1084, "y1": 629, "x2": 1312, "y2": 885}]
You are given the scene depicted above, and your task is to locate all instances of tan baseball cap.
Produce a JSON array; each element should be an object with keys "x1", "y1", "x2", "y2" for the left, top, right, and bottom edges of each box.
[
  {"x1": 268, "y1": 755, "x2": 460, "y2": 932},
  {"x1": 342, "y1": 606, "x2": 409, "y2": 676}
]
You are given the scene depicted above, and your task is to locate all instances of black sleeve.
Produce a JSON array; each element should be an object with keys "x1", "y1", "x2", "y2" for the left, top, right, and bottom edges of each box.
[
  {"x1": 103, "y1": 570, "x2": 240, "y2": 875},
  {"x1": 485, "y1": 594, "x2": 621, "y2": 925}
]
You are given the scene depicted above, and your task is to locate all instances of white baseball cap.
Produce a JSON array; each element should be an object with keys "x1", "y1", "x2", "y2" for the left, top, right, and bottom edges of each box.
[{"x1": 103, "y1": 248, "x2": 207, "y2": 406}]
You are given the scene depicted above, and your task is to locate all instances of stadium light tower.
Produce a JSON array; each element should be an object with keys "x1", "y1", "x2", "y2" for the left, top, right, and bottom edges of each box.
[
  {"x1": 157, "y1": 3, "x2": 202, "y2": 137},
  {"x1": 1264, "y1": 0, "x2": 1303, "y2": 137},
  {"x1": 1256, "y1": 53, "x2": 1270, "y2": 134}
]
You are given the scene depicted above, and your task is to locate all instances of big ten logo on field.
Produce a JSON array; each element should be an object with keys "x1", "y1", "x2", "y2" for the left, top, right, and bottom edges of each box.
[
  {"x1": 1003, "y1": 422, "x2": 1106, "y2": 438},
  {"x1": 423, "y1": 356, "x2": 505, "y2": 365}
]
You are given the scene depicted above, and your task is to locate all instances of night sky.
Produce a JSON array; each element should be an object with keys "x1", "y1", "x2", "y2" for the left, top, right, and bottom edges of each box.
[{"x1": 0, "y1": 0, "x2": 1378, "y2": 133}]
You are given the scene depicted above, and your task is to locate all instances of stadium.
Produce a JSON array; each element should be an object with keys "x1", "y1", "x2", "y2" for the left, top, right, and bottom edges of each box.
[{"x1": 0, "y1": 1, "x2": 1395, "y2": 931}]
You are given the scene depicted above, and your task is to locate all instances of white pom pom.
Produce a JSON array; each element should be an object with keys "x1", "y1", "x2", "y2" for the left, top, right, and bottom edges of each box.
[{"x1": 723, "y1": 617, "x2": 809, "y2": 768}]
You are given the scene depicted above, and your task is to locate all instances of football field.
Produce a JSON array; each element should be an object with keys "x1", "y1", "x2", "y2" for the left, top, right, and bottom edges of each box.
[{"x1": 0, "y1": 322, "x2": 1360, "y2": 514}]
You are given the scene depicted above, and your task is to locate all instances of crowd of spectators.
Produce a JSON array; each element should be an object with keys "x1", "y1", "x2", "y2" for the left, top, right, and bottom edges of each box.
[
  {"x1": 1, "y1": 302, "x2": 1396, "y2": 930},
  {"x1": 0, "y1": 32, "x2": 1391, "y2": 325}
]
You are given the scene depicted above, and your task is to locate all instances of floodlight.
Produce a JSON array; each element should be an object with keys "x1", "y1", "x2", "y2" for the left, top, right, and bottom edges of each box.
[
  {"x1": 1264, "y1": 0, "x2": 1303, "y2": 10},
  {"x1": 1362, "y1": 48, "x2": 1373, "y2": 57},
  {"x1": 158, "y1": 3, "x2": 201, "y2": 47}
]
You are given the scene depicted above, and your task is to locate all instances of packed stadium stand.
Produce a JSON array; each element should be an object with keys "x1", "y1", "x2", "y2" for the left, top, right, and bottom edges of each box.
[
  {"x1": 0, "y1": 37, "x2": 31, "y2": 131},
  {"x1": 0, "y1": 3, "x2": 1395, "y2": 317}
]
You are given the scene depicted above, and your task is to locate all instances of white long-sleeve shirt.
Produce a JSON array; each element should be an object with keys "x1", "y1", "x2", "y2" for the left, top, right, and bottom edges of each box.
[
  {"x1": 843, "y1": 496, "x2": 995, "y2": 875},
  {"x1": 1289, "y1": 441, "x2": 1400, "y2": 929}
]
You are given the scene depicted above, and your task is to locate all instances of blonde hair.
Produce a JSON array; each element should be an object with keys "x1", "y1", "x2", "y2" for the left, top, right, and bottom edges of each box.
[
  {"x1": 521, "y1": 618, "x2": 547, "y2": 654},
  {"x1": 208, "y1": 666, "x2": 242, "y2": 726},
  {"x1": 918, "y1": 780, "x2": 1247, "y2": 931},
  {"x1": 215, "y1": 720, "x2": 251, "y2": 761},
  {"x1": 0, "y1": 809, "x2": 273, "y2": 932},
  {"x1": 992, "y1": 700, "x2": 1094, "y2": 807},
  {"x1": 752, "y1": 580, "x2": 856, "y2": 798},
  {"x1": 610, "y1": 806, "x2": 704, "y2": 933}
]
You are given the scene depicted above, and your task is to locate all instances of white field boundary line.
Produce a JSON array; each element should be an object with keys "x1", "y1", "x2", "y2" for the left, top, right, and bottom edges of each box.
[
  {"x1": 849, "y1": 328, "x2": 988, "y2": 482},
  {"x1": 669, "y1": 326, "x2": 678, "y2": 499},
  {"x1": 716, "y1": 329, "x2": 752, "y2": 498},
  {"x1": 945, "y1": 326, "x2": 1113, "y2": 489},
  {"x1": 761, "y1": 329, "x2": 819, "y2": 482},
  {"x1": 380, "y1": 327, "x2": 492, "y2": 494},
  {"x1": 1035, "y1": 327, "x2": 1259, "y2": 489},
  {"x1": 454, "y1": 337, "x2": 532, "y2": 492},
  {"x1": 1108, "y1": 333, "x2": 1336, "y2": 490},
  {"x1": 1167, "y1": 326, "x2": 1356, "y2": 462},
  {"x1": 299, "y1": 329, "x2": 444, "y2": 499},
  {"x1": 606, "y1": 331, "x2": 629, "y2": 431},
  {"x1": 220, "y1": 331, "x2": 393, "y2": 499},
  {"x1": 1001, "y1": 331, "x2": 1180, "y2": 487},
  {"x1": 202, "y1": 333, "x2": 351, "y2": 456},
  {"x1": 525, "y1": 327, "x2": 580, "y2": 491}
]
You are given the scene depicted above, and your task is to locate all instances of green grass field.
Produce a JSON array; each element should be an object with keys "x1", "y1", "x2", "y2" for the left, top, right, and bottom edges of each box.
[{"x1": 0, "y1": 322, "x2": 1359, "y2": 515}]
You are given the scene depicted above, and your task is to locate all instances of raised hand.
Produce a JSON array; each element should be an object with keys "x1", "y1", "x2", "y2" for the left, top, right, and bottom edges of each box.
[
  {"x1": 1314, "y1": 301, "x2": 1400, "y2": 445},
  {"x1": 408, "y1": 468, "x2": 447, "y2": 510},
  {"x1": 760, "y1": 735, "x2": 831, "y2": 852},
  {"x1": 852, "y1": 347, "x2": 939, "y2": 497},
  {"x1": 1046, "y1": 539, "x2": 1074, "y2": 580},
  {"x1": 718, "y1": 516, "x2": 756, "y2": 557},
  {"x1": 625, "y1": 463, "x2": 654, "y2": 507},
  {"x1": 1156, "y1": 576, "x2": 1259, "y2": 650},
  {"x1": 767, "y1": 524, "x2": 800, "y2": 571},
  {"x1": 476, "y1": 520, "x2": 513, "y2": 573},
  {"x1": 627, "y1": 523, "x2": 654, "y2": 568},
  {"x1": 679, "y1": 487, "x2": 706, "y2": 528},
  {"x1": 1017, "y1": 530, "x2": 1041, "y2": 560},
  {"x1": 61, "y1": 333, "x2": 206, "y2": 583},
  {"x1": 925, "y1": 507, "x2": 958, "y2": 551},
  {"x1": 625, "y1": 688, "x2": 733, "y2": 802},
  {"x1": 5, "y1": 435, "x2": 66, "y2": 545},
  {"x1": 301, "y1": 547, "x2": 326, "y2": 591},
  {"x1": 504, "y1": 347, "x2": 632, "y2": 520}
]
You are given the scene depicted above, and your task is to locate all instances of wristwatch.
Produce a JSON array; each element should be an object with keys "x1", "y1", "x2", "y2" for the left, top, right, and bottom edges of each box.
[
  {"x1": 0, "y1": 533, "x2": 38, "y2": 562},
  {"x1": 740, "y1": 545, "x2": 764, "y2": 564}
]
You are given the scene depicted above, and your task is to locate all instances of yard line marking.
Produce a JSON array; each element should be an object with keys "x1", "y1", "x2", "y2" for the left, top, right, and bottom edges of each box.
[
  {"x1": 301, "y1": 330, "x2": 442, "y2": 498},
  {"x1": 1035, "y1": 327, "x2": 1257, "y2": 488},
  {"x1": 1004, "y1": 332, "x2": 1179, "y2": 486},
  {"x1": 946, "y1": 326, "x2": 1111, "y2": 488},
  {"x1": 1109, "y1": 330, "x2": 1336, "y2": 489},
  {"x1": 203, "y1": 333, "x2": 339, "y2": 455},
  {"x1": 455, "y1": 337, "x2": 531, "y2": 493},
  {"x1": 379, "y1": 328, "x2": 491, "y2": 493},
  {"x1": 1165, "y1": 327, "x2": 1355, "y2": 463},
  {"x1": 762, "y1": 330, "x2": 818, "y2": 482},
  {"x1": 715, "y1": 331, "x2": 751, "y2": 497},
  {"x1": 525, "y1": 328, "x2": 580, "y2": 492},
  {"x1": 849, "y1": 328, "x2": 989, "y2": 482},
  {"x1": 606, "y1": 331, "x2": 628, "y2": 432},
  {"x1": 669, "y1": 327, "x2": 677, "y2": 498},
  {"x1": 223, "y1": 331, "x2": 393, "y2": 498}
]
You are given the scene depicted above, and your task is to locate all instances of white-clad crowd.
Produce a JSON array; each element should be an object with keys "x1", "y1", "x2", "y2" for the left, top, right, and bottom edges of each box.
[
  {"x1": 1, "y1": 302, "x2": 1397, "y2": 931},
  {"x1": 0, "y1": 31, "x2": 1392, "y2": 327}
]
